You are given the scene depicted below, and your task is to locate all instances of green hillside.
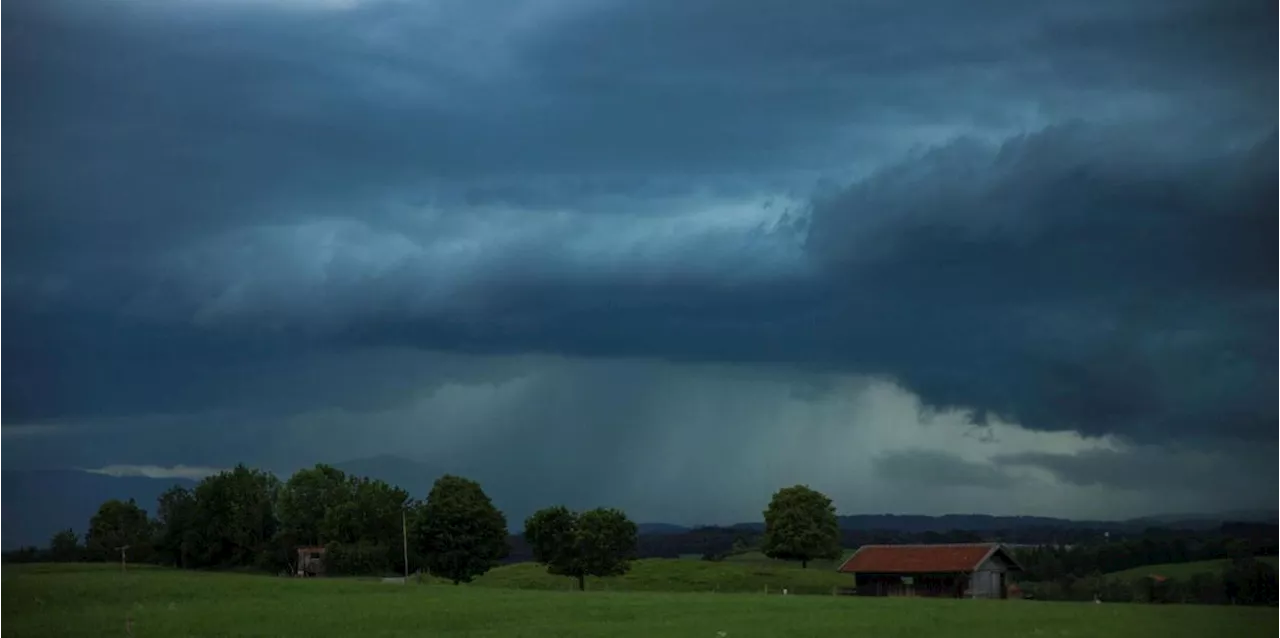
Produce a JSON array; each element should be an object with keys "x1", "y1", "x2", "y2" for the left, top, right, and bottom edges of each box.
[
  {"x1": 472, "y1": 558, "x2": 851, "y2": 594},
  {"x1": 1106, "y1": 556, "x2": 1279, "y2": 581},
  {"x1": 718, "y1": 549, "x2": 856, "y2": 572}
]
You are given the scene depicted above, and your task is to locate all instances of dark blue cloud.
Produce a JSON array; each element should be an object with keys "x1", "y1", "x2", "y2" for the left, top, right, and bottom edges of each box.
[{"x1": 3, "y1": 0, "x2": 1275, "y2": 483}]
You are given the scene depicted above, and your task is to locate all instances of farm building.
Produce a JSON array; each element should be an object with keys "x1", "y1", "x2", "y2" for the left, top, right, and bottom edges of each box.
[
  {"x1": 297, "y1": 546, "x2": 327, "y2": 577},
  {"x1": 837, "y1": 543, "x2": 1023, "y2": 599}
]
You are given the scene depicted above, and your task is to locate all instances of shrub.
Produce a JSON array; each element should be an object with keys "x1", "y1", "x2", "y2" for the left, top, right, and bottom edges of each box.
[
  {"x1": 1186, "y1": 572, "x2": 1225, "y2": 605},
  {"x1": 1222, "y1": 557, "x2": 1279, "y2": 606}
]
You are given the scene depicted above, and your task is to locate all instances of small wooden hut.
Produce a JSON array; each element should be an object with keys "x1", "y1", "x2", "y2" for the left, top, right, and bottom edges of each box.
[
  {"x1": 297, "y1": 546, "x2": 327, "y2": 577},
  {"x1": 836, "y1": 543, "x2": 1023, "y2": 599}
]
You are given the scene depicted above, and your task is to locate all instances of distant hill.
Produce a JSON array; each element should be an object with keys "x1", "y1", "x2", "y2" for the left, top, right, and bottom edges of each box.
[
  {"x1": 2, "y1": 470, "x2": 195, "y2": 550},
  {"x1": 836, "y1": 514, "x2": 1097, "y2": 532},
  {"x1": 636, "y1": 523, "x2": 692, "y2": 535},
  {"x1": 1124, "y1": 511, "x2": 1279, "y2": 530},
  {"x1": 637, "y1": 511, "x2": 1278, "y2": 536},
  {"x1": 1106, "y1": 556, "x2": 1280, "y2": 581}
]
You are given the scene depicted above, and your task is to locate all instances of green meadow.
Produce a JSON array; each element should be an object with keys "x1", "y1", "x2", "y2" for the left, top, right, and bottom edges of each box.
[
  {"x1": 1105, "y1": 556, "x2": 1280, "y2": 581},
  {"x1": 5, "y1": 563, "x2": 1275, "y2": 638}
]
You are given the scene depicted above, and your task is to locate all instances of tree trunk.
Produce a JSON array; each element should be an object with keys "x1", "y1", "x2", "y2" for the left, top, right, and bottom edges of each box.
[{"x1": 577, "y1": 574, "x2": 586, "y2": 591}]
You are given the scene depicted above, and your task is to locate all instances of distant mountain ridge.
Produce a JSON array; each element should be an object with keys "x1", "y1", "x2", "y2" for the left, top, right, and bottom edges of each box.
[
  {"x1": 636, "y1": 510, "x2": 1279, "y2": 536},
  {"x1": 2, "y1": 470, "x2": 195, "y2": 550}
]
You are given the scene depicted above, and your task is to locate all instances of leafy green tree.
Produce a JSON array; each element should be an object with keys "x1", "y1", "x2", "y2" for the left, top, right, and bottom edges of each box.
[
  {"x1": 412, "y1": 475, "x2": 508, "y2": 584},
  {"x1": 86, "y1": 498, "x2": 153, "y2": 562},
  {"x1": 48, "y1": 528, "x2": 82, "y2": 562},
  {"x1": 524, "y1": 506, "x2": 579, "y2": 583},
  {"x1": 761, "y1": 485, "x2": 840, "y2": 568},
  {"x1": 524, "y1": 506, "x2": 638, "y2": 591},
  {"x1": 190, "y1": 464, "x2": 280, "y2": 568},
  {"x1": 155, "y1": 486, "x2": 199, "y2": 568},
  {"x1": 324, "y1": 477, "x2": 410, "y2": 546},
  {"x1": 278, "y1": 464, "x2": 352, "y2": 546},
  {"x1": 275, "y1": 465, "x2": 417, "y2": 575}
]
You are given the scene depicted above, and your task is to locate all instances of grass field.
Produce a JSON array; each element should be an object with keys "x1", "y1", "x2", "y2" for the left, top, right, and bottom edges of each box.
[
  {"x1": 1106, "y1": 556, "x2": 1279, "y2": 581},
  {"x1": 470, "y1": 557, "x2": 850, "y2": 594},
  {"x1": 5, "y1": 563, "x2": 1276, "y2": 637}
]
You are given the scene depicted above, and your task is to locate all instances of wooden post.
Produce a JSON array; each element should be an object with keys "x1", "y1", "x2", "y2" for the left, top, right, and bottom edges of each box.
[
  {"x1": 401, "y1": 509, "x2": 410, "y2": 583},
  {"x1": 116, "y1": 545, "x2": 130, "y2": 573}
]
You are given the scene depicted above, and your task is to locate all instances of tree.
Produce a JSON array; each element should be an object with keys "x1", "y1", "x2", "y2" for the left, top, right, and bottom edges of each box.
[
  {"x1": 277, "y1": 466, "x2": 412, "y2": 574},
  {"x1": 324, "y1": 477, "x2": 410, "y2": 547},
  {"x1": 761, "y1": 485, "x2": 840, "y2": 568},
  {"x1": 155, "y1": 486, "x2": 199, "y2": 568},
  {"x1": 190, "y1": 465, "x2": 280, "y2": 568},
  {"x1": 48, "y1": 529, "x2": 82, "y2": 562},
  {"x1": 86, "y1": 499, "x2": 153, "y2": 563},
  {"x1": 277, "y1": 464, "x2": 352, "y2": 547},
  {"x1": 412, "y1": 475, "x2": 508, "y2": 584},
  {"x1": 524, "y1": 506, "x2": 638, "y2": 591}
]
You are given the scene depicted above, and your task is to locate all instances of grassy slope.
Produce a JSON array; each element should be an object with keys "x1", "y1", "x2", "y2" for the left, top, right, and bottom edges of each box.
[
  {"x1": 472, "y1": 558, "x2": 850, "y2": 594},
  {"x1": 4, "y1": 564, "x2": 1275, "y2": 638},
  {"x1": 719, "y1": 549, "x2": 856, "y2": 572},
  {"x1": 1106, "y1": 556, "x2": 1279, "y2": 581}
]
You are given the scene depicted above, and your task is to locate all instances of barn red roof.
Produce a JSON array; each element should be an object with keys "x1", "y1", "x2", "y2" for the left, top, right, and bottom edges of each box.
[{"x1": 837, "y1": 543, "x2": 1019, "y2": 574}]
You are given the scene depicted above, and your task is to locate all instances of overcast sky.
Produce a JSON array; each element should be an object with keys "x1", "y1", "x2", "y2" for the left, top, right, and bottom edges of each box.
[{"x1": 3, "y1": 0, "x2": 1275, "y2": 524}]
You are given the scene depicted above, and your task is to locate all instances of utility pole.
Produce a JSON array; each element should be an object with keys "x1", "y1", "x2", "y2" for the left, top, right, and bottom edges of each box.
[{"x1": 402, "y1": 509, "x2": 409, "y2": 582}]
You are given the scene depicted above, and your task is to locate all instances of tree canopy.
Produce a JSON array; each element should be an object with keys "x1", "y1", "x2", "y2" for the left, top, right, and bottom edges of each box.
[
  {"x1": 412, "y1": 474, "x2": 508, "y2": 584},
  {"x1": 277, "y1": 464, "x2": 351, "y2": 547},
  {"x1": 154, "y1": 485, "x2": 198, "y2": 568},
  {"x1": 190, "y1": 465, "x2": 280, "y2": 569},
  {"x1": 278, "y1": 465, "x2": 410, "y2": 545},
  {"x1": 86, "y1": 498, "x2": 153, "y2": 563},
  {"x1": 761, "y1": 484, "x2": 840, "y2": 568},
  {"x1": 524, "y1": 506, "x2": 638, "y2": 590},
  {"x1": 48, "y1": 529, "x2": 81, "y2": 562}
]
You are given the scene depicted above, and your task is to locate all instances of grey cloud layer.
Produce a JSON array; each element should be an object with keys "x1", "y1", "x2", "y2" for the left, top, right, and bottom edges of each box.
[{"x1": 4, "y1": 0, "x2": 1276, "y2": 481}]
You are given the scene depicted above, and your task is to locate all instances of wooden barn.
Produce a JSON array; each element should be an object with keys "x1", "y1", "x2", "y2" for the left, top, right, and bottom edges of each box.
[
  {"x1": 836, "y1": 543, "x2": 1023, "y2": 599},
  {"x1": 296, "y1": 546, "x2": 327, "y2": 577}
]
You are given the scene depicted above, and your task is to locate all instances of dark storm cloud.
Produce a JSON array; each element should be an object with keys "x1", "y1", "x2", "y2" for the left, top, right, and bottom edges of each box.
[
  {"x1": 804, "y1": 124, "x2": 1277, "y2": 443},
  {"x1": 7, "y1": 0, "x2": 1271, "y2": 262},
  {"x1": 871, "y1": 450, "x2": 1018, "y2": 489},
  {"x1": 3, "y1": 0, "x2": 1275, "y2": 465},
  {"x1": 320, "y1": 125, "x2": 1274, "y2": 446},
  {"x1": 994, "y1": 443, "x2": 1273, "y2": 498}
]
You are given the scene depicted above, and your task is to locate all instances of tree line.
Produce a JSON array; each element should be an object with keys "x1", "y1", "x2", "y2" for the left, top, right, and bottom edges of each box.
[
  {"x1": 10, "y1": 464, "x2": 646, "y2": 588},
  {"x1": 1015, "y1": 557, "x2": 1277, "y2": 606},
  {"x1": 1012, "y1": 526, "x2": 1278, "y2": 606},
  {"x1": 6, "y1": 466, "x2": 851, "y2": 589},
  {"x1": 1014, "y1": 524, "x2": 1278, "y2": 583},
  {"x1": 11, "y1": 466, "x2": 1272, "y2": 606}
]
